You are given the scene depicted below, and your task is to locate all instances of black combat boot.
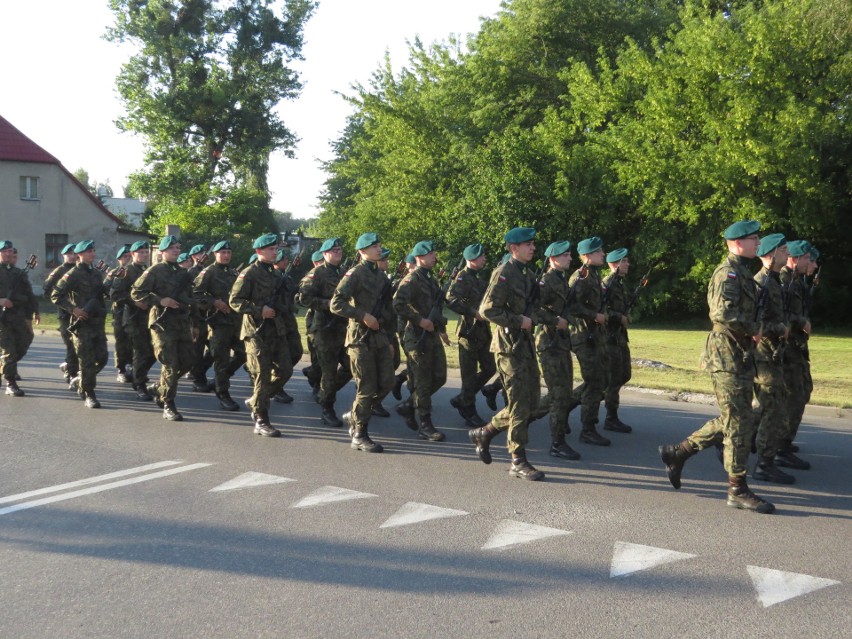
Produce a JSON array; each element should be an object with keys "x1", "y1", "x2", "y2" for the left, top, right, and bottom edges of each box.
[
  {"x1": 135, "y1": 383, "x2": 153, "y2": 401},
  {"x1": 392, "y1": 371, "x2": 408, "y2": 401},
  {"x1": 469, "y1": 423, "x2": 499, "y2": 464},
  {"x1": 727, "y1": 476, "x2": 775, "y2": 514},
  {"x1": 549, "y1": 438, "x2": 581, "y2": 460},
  {"x1": 321, "y1": 403, "x2": 343, "y2": 428},
  {"x1": 274, "y1": 390, "x2": 294, "y2": 404},
  {"x1": 163, "y1": 401, "x2": 183, "y2": 422},
  {"x1": 216, "y1": 390, "x2": 240, "y2": 412},
  {"x1": 417, "y1": 414, "x2": 446, "y2": 442},
  {"x1": 253, "y1": 412, "x2": 281, "y2": 437},
  {"x1": 83, "y1": 392, "x2": 101, "y2": 409},
  {"x1": 753, "y1": 458, "x2": 795, "y2": 484},
  {"x1": 68, "y1": 375, "x2": 81, "y2": 392},
  {"x1": 579, "y1": 425, "x2": 611, "y2": 446},
  {"x1": 775, "y1": 450, "x2": 811, "y2": 470},
  {"x1": 658, "y1": 439, "x2": 696, "y2": 489},
  {"x1": 371, "y1": 400, "x2": 390, "y2": 417},
  {"x1": 509, "y1": 452, "x2": 545, "y2": 481},
  {"x1": 148, "y1": 383, "x2": 164, "y2": 408},
  {"x1": 464, "y1": 407, "x2": 487, "y2": 429},
  {"x1": 351, "y1": 429, "x2": 384, "y2": 453},
  {"x1": 191, "y1": 377, "x2": 213, "y2": 393},
  {"x1": 342, "y1": 411, "x2": 355, "y2": 438},
  {"x1": 395, "y1": 399, "x2": 418, "y2": 431},
  {"x1": 603, "y1": 409, "x2": 632, "y2": 433},
  {"x1": 480, "y1": 382, "x2": 500, "y2": 411},
  {"x1": 4, "y1": 378, "x2": 24, "y2": 397}
]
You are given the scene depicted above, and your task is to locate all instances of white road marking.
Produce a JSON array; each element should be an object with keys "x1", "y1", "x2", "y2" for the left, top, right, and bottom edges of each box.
[
  {"x1": 379, "y1": 501, "x2": 468, "y2": 529},
  {"x1": 481, "y1": 519, "x2": 572, "y2": 551},
  {"x1": 0, "y1": 463, "x2": 212, "y2": 516},
  {"x1": 0, "y1": 460, "x2": 184, "y2": 505},
  {"x1": 291, "y1": 486, "x2": 378, "y2": 509},
  {"x1": 610, "y1": 541, "x2": 697, "y2": 578},
  {"x1": 210, "y1": 471, "x2": 297, "y2": 492},
  {"x1": 747, "y1": 565, "x2": 841, "y2": 607}
]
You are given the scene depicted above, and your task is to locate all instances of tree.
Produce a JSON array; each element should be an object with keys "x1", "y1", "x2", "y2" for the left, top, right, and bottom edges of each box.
[
  {"x1": 107, "y1": 0, "x2": 315, "y2": 238},
  {"x1": 73, "y1": 167, "x2": 115, "y2": 198}
]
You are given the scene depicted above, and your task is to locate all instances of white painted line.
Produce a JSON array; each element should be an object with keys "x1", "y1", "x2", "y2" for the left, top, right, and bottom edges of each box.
[
  {"x1": 380, "y1": 502, "x2": 468, "y2": 529},
  {"x1": 0, "y1": 461, "x2": 184, "y2": 505},
  {"x1": 291, "y1": 486, "x2": 378, "y2": 509},
  {"x1": 481, "y1": 519, "x2": 572, "y2": 551},
  {"x1": 210, "y1": 471, "x2": 297, "y2": 492},
  {"x1": 0, "y1": 463, "x2": 213, "y2": 516},
  {"x1": 610, "y1": 541, "x2": 697, "y2": 578},
  {"x1": 747, "y1": 565, "x2": 841, "y2": 607}
]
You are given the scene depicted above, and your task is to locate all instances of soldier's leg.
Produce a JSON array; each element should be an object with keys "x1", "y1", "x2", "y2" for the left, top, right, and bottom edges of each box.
[
  {"x1": 1, "y1": 324, "x2": 24, "y2": 390},
  {"x1": 753, "y1": 360, "x2": 794, "y2": 484},
  {"x1": 314, "y1": 331, "x2": 340, "y2": 405},
  {"x1": 783, "y1": 347, "x2": 807, "y2": 447},
  {"x1": 209, "y1": 326, "x2": 232, "y2": 393},
  {"x1": 456, "y1": 338, "x2": 478, "y2": 408},
  {"x1": 573, "y1": 339, "x2": 609, "y2": 445},
  {"x1": 269, "y1": 335, "x2": 293, "y2": 399},
  {"x1": 244, "y1": 336, "x2": 269, "y2": 413},
  {"x1": 604, "y1": 342, "x2": 633, "y2": 432},
  {"x1": 58, "y1": 315, "x2": 79, "y2": 377},
  {"x1": 113, "y1": 316, "x2": 132, "y2": 375},
  {"x1": 540, "y1": 349, "x2": 576, "y2": 456},
  {"x1": 190, "y1": 322, "x2": 212, "y2": 386},
  {"x1": 130, "y1": 325, "x2": 156, "y2": 388},
  {"x1": 349, "y1": 345, "x2": 378, "y2": 433},
  {"x1": 407, "y1": 341, "x2": 435, "y2": 419}
]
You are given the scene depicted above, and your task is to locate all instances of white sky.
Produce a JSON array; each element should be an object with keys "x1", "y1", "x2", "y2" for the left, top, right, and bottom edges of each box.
[{"x1": 0, "y1": 0, "x2": 502, "y2": 218}]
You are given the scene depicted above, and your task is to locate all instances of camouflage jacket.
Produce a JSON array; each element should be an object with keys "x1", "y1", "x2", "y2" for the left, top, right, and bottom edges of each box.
[
  {"x1": 568, "y1": 265, "x2": 605, "y2": 343},
  {"x1": 535, "y1": 268, "x2": 572, "y2": 353},
  {"x1": 754, "y1": 267, "x2": 788, "y2": 364},
  {"x1": 51, "y1": 262, "x2": 107, "y2": 323},
  {"x1": 44, "y1": 262, "x2": 76, "y2": 318},
  {"x1": 393, "y1": 266, "x2": 447, "y2": 344},
  {"x1": 194, "y1": 261, "x2": 240, "y2": 329},
  {"x1": 131, "y1": 261, "x2": 196, "y2": 330},
  {"x1": 479, "y1": 257, "x2": 540, "y2": 356},
  {"x1": 446, "y1": 266, "x2": 490, "y2": 341},
  {"x1": 780, "y1": 266, "x2": 809, "y2": 346},
  {"x1": 229, "y1": 260, "x2": 288, "y2": 339},
  {"x1": 110, "y1": 261, "x2": 148, "y2": 328},
  {"x1": 103, "y1": 264, "x2": 127, "y2": 319},
  {"x1": 330, "y1": 260, "x2": 392, "y2": 349},
  {"x1": 602, "y1": 272, "x2": 629, "y2": 346},
  {"x1": 298, "y1": 262, "x2": 344, "y2": 334},
  {"x1": 0, "y1": 263, "x2": 36, "y2": 321}
]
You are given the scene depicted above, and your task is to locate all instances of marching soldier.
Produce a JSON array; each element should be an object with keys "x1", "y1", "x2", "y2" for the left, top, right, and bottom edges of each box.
[
  {"x1": 298, "y1": 237, "x2": 351, "y2": 427},
  {"x1": 272, "y1": 247, "x2": 303, "y2": 404},
  {"x1": 468, "y1": 227, "x2": 545, "y2": 481},
  {"x1": 659, "y1": 220, "x2": 775, "y2": 514},
  {"x1": 51, "y1": 240, "x2": 108, "y2": 408},
  {"x1": 131, "y1": 235, "x2": 197, "y2": 421},
  {"x1": 445, "y1": 243, "x2": 494, "y2": 428},
  {"x1": 193, "y1": 240, "x2": 245, "y2": 411},
  {"x1": 44, "y1": 242, "x2": 79, "y2": 384},
  {"x1": 371, "y1": 247, "x2": 398, "y2": 417},
  {"x1": 106, "y1": 244, "x2": 133, "y2": 384},
  {"x1": 601, "y1": 248, "x2": 634, "y2": 434},
  {"x1": 300, "y1": 249, "x2": 325, "y2": 398},
  {"x1": 229, "y1": 233, "x2": 294, "y2": 437},
  {"x1": 568, "y1": 237, "x2": 611, "y2": 446},
  {"x1": 329, "y1": 232, "x2": 396, "y2": 452},
  {"x1": 187, "y1": 244, "x2": 213, "y2": 392},
  {"x1": 0, "y1": 240, "x2": 36, "y2": 396}
]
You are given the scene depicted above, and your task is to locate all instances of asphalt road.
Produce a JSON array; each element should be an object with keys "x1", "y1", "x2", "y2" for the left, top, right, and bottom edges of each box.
[{"x1": 1, "y1": 335, "x2": 850, "y2": 638}]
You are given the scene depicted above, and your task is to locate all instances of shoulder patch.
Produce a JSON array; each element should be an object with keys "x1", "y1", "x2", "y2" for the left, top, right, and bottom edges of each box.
[
  {"x1": 456, "y1": 275, "x2": 464, "y2": 281},
  {"x1": 498, "y1": 275, "x2": 506, "y2": 282},
  {"x1": 307, "y1": 273, "x2": 315, "y2": 279},
  {"x1": 238, "y1": 272, "x2": 247, "y2": 280},
  {"x1": 727, "y1": 272, "x2": 738, "y2": 279}
]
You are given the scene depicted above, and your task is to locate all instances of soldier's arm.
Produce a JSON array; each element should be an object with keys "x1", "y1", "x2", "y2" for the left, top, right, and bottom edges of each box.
[
  {"x1": 445, "y1": 276, "x2": 475, "y2": 318},
  {"x1": 567, "y1": 275, "x2": 597, "y2": 323},
  {"x1": 130, "y1": 268, "x2": 161, "y2": 308},
  {"x1": 50, "y1": 272, "x2": 75, "y2": 315},
  {"x1": 479, "y1": 270, "x2": 520, "y2": 328},
  {"x1": 392, "y1": 277, "x2": 424, "y2": 325},
  {"x1": 329, "y1": 269, "x2": 363, "y2": 321},
  {"x1": 192, "y1": 268, "x2": 215, "y2": 313},
  {"x1": 229, "y1": 270, "x2": 260, "y2": 318},
  {"x1": 298, "y1": 268, "x2": 331, "y2": 310}
]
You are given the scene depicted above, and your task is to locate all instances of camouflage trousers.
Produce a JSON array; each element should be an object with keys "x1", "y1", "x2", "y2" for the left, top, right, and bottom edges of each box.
[
  {"x1": 313, "y1": 329, "x2": 351, "y2": 405},
  {"x1": 783, "y1": 342, "x2": 812, "y2": 445},
  {"x1": 244, "y1": 332, "x2": 292, "y2": 415},
  {"x1": 537, "y1": 347, "x2": 573, "y2": 442},
  {"x1": 208, "y1": 323, "x2": 245, "y2": 393},
  {"x1": 126, "y1": 320, "x2": 156, "y2": 387},
  {"x1": 405, "y1": 333, "x2": 447, "y2": 419},
  {"x1": 491, "y1": 347, "x2": 541, "y2": 455},
  {"x1": 0, "y1": 316, "x2": 30, "y2": 380},
  {"x1": 151, "y1": 322, "x2": 195, "y2": 402},
  {"x1": 604, "y1": 340, "x2": 631, "y2": 414},
  {"x1": 571, "y1": 335, "x2": 608, "y2": 428},
  {"x1": 58, "y1": 313, "x2": 79, "y2": 376},
  {"x1": 348, "y1": 340, "x2": 395, "y2": 434},
  {"x1": 753, "y1": 346, "x2": 787, "y2": 460},
  {"x1": 112, "y1": 312, "x2": 133, "y2": 372},
  {"x1": 457, "y1": 331, "x2": 496, "y2": 409},
  {"x1": 190, "y1": 320, "x2": 212, "y2": 382},
  {"x1": 282, "y1": 313, "x2": 304, "y2": 367},
  {"x1": 687, "y1": 370, "x2": 754, "y2": 477},
  {"x1": 72, "y1": 321, "x2": 108, "y2": 394}
]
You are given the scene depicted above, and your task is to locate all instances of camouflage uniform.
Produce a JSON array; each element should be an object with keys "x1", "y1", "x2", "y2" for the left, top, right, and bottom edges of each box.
[
  {"x1": 0, "y1": 263, "x2": 35, "y2": 385},
  {"x1": 278, "y1": 266, "x2": 304, "y2": 369},
  {"x1": 104, "y1": 264, "x2": 133, "y2": 377},
  {"x1": 44, "y1": 261, "x2": 79, "y2": 379},
  {"x1": 111, "y1": 261, "x2": 156, "y2": 396},
  {"x1": 446, "y1": 266, "x2": 495, "y2": 414},
  {"x1": 51, "y1": 263, "x2": 109, "y2": 399},
  {"x1": 602, "y1": 271, "x2": 632, "y2": 418},
  {"x1": 780, "y1": 266, "x2": 812, "y2": 450},
  {"x1": 188, "y1": 261, "x2": 213, "y2": 388}
]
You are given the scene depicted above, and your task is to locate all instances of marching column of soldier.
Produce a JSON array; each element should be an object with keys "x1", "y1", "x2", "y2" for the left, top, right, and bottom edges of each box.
[{"x1": 0, "y1": 218, "x2": 825, "y2": 515}]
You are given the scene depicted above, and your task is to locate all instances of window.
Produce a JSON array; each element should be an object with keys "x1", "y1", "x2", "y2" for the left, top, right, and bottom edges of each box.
[
  {"x1": 45, "y1": 233, "x2": 68, "y2": 268},
  {"x1": 20, "y1": 176, "x2": 39, "y2": 200}
]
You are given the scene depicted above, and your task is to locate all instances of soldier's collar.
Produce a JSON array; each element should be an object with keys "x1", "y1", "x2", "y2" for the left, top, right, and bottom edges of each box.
[{"x1": 366, "y1": 261, "x2": 378, "y2": 272}]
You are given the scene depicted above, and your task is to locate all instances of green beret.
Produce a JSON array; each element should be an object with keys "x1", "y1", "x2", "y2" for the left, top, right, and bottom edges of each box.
[
  {"x1": 248, "y1": 253, "x2": 258, "y2": 264},
  {"x1": 463, "y1": 243, "x2": 484, "y2": 261},
  {"x1": 577, "y1": 236, "x2": 604, "y2": 255},
  {"x1": 545, "y1": 240, "x2": 572, "y2": 258},
  {"x1": 252, "y1": 233, "x2": 278, "y2": 250},
  {"x1": 130, "y1": 240, "x2": 150, "y2": 251},
  {"x1": 757, "y1": 233, "x2": 786, "y2": 257},
  {"x1": 188, "y1": 244, "x2": 206, "y2": 257},
  {"x1": 159, "y1": 235, "x2": 180, "y2": 251},
  {"x1": 177, "y1": 252, "x2": 189, "y2": 263},
  {"x1": 74, "y1": 240, "x2": 95, "y2": 254},
  {"x1": 404, "y1": 254, "x2": 416, "y2": 265},
  {"x1": 320, "y1": 237, "x2": 343, "y2": 252},
  {"x1": 311, "y1": 250, "x2": 324, "y2": 262},
  {"x1": 116, "y1": 244, "x2": 131, "y2": 259},
  {"x1": 809, "y1": 245, "x2": 820, "y2": 260},
  {"x1": 355, "y1": 233, "x2": 380, "y2": 250},
  {"x1": 723, "y1": 220, "x2": 761, "y2": 240},
  {"x1": 0, "y1": 240, "x2": 13, "y2": 250},
  {"x1": 411, "y1": 240, "x2": 436, "y2": 257},
  {"x1": 787, "y1": 240, "x2": 811, "y2": 257},
  {"x1": 606, "y1": 248, "x2": 628, "y2": 263},
  {"x1": 380, "y1": 248, "x2": 391, "y2": 260},
  {"x1": 503, "y1": 227, "x2": 536, "y2": 244},
  {"x1": 61, "y1": 243, "x2": 77, "y2": 255},
  {"x1": 211, "y1": 240, "x2": 231, "y2": 252},
  {"x1": 276, "y1": 248, "x2": 289, "y2": 263}
]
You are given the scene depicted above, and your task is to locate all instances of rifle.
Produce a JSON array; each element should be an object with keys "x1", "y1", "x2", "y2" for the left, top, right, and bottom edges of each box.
[
  {"x1": 150, "y1": 268, "x2": 195, "y2": 332},
  {"x1": 806, "y1": 264, "x2": 821, "y2": 314},
  {"x1": 352, "y1": 259, "x2": 407, "y2": 345},
  {"x1": 67, "y1": 266, "x2": 109, "y2": 336},
  {"x1": 253, "y1": 271, "x2": 290, "y2": 337},
  {"x1": 0, "y1": 254, "x2": 38, "y2": 323},
  {"x1": 624, "y1": 266, "x2": 652, "y2": 316},
  {"x1": 415, "y1": 257, "x2": 464, "y2": 347}
]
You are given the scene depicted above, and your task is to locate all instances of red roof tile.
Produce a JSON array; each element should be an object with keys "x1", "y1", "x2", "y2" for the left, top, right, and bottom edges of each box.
[{"x1": 0, "y1": 114, "x2": 59, "y2": 164}]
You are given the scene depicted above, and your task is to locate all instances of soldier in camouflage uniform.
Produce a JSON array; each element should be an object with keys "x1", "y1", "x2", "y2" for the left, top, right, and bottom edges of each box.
[
  {"x1": 272, "y1": 248, "x2": 303, "y2": 404},
  {"x1": 0, "y1": 240, "x2": 36, "y2": 396},
  {"x1": 535, "y1": 240, "x2": 581, "y2": 461},
  {"x1": 751, "y1": 234, "x2": 795, "y2": 484},
  {"x1": 446, "y1": 242, "x2": 494, "y2": 428},
  {"x1": 468, "y1": 227, "x2": 545, "y2": 481},
  {"x1": 111, "y1": 241, "x2": 157, "y2": 401},
  {"x1": 330, "y1": 232, "x2": 396, "y2": 452},
  {"x1": 229, "y1": 233, "x2": 294, "y2": 437},
  {"x1": 567, "y1": 237, "x2": 611, "y2": 447},
  {"x1": 187, "y1": 244, "x2": 214, "y2": 393},
  {"x1": 660, "y1": 220, "x2": 775, "y2": 514},
  {"x1": 299, "y1": 250, "x2": 325, "y2": 400},
  {"x1": 51, "y1": 240, "x2": 109, "y2": 408},
  {"x1": 370, "y1": 247, "x2": 399, "y2": 417},
  {"x1": 299, "y1": 238, "x2": 351, "y2": 427},
  {"x1": 777, "y1": 240, "x2": 813, "y2": 471},
  {"x1": 601, "y1": 248, "x2": 634, "y2": 434},
  {"x1": 106, "y1": 244, "x2": 134, "y2": 384},
  {"x1": 131, "y1": 235, "x2": 197, "y2": 422},
  {"x1": 193, "y1": 240, "x2": 245, "y2": 412},
  {"x1": 44, "y1": 243, "x2": 79, "y2": 384},
  {"x1": 390, "y1": 254, "x2": 418, "y2": 404}
]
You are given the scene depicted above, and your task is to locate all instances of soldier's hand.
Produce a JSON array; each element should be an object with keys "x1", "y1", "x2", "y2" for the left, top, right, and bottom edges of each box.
[
  {"x1": 803, "y1": 320, "x2": 812, "y2": 335},
  {"x1": 440, "y1": 332, "x2": 451, "y2": 346},
  {"x1": 594, "y1": 313, "x2": 606, "y2": 325},
  {"x1": 556, "y1": 317, "x2": 568, "y2": 331},
  {"x1": 0, "y1": 298, "x2": 12, "y2": 309},
  {"x1": 753, "y1": 328, "x2": 763, "y2": 344},
  {"x1": 261, "y1": 305, "x2": 276, "y2": 319},
  {"x1": 160, "y1": 297, "x2": 180, "y2": 309},
  {"x1": 621, "y1": 315, "x2": 629, "y2": 328},
  {"x1": 362, "y1": 313, "x2": 379, "y2": 330},
  {"x1": 191, "y1": 327, "x2": 200, "y2": 342},
  {"x1": 134, "y1": 300, "x2": 149, "y2": 310},
  {"x1": 33, "y1": 313, "x2": 41, "y2": 326},
  {"x1": 475, "y1": 312, "x2": 486, "y2": 321},
  {"x1": 520, "y1": 315, "x2": 532, "y2": 330},
  {"x1": 213, "y1": 299, "x2": 230, "y2": 313},
  {"x1": 419, "y1": 318, "x2": 435, "y2": 332},
  {"x1": 72, "y1": 307, "x2": 89, "y2": 320}
]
